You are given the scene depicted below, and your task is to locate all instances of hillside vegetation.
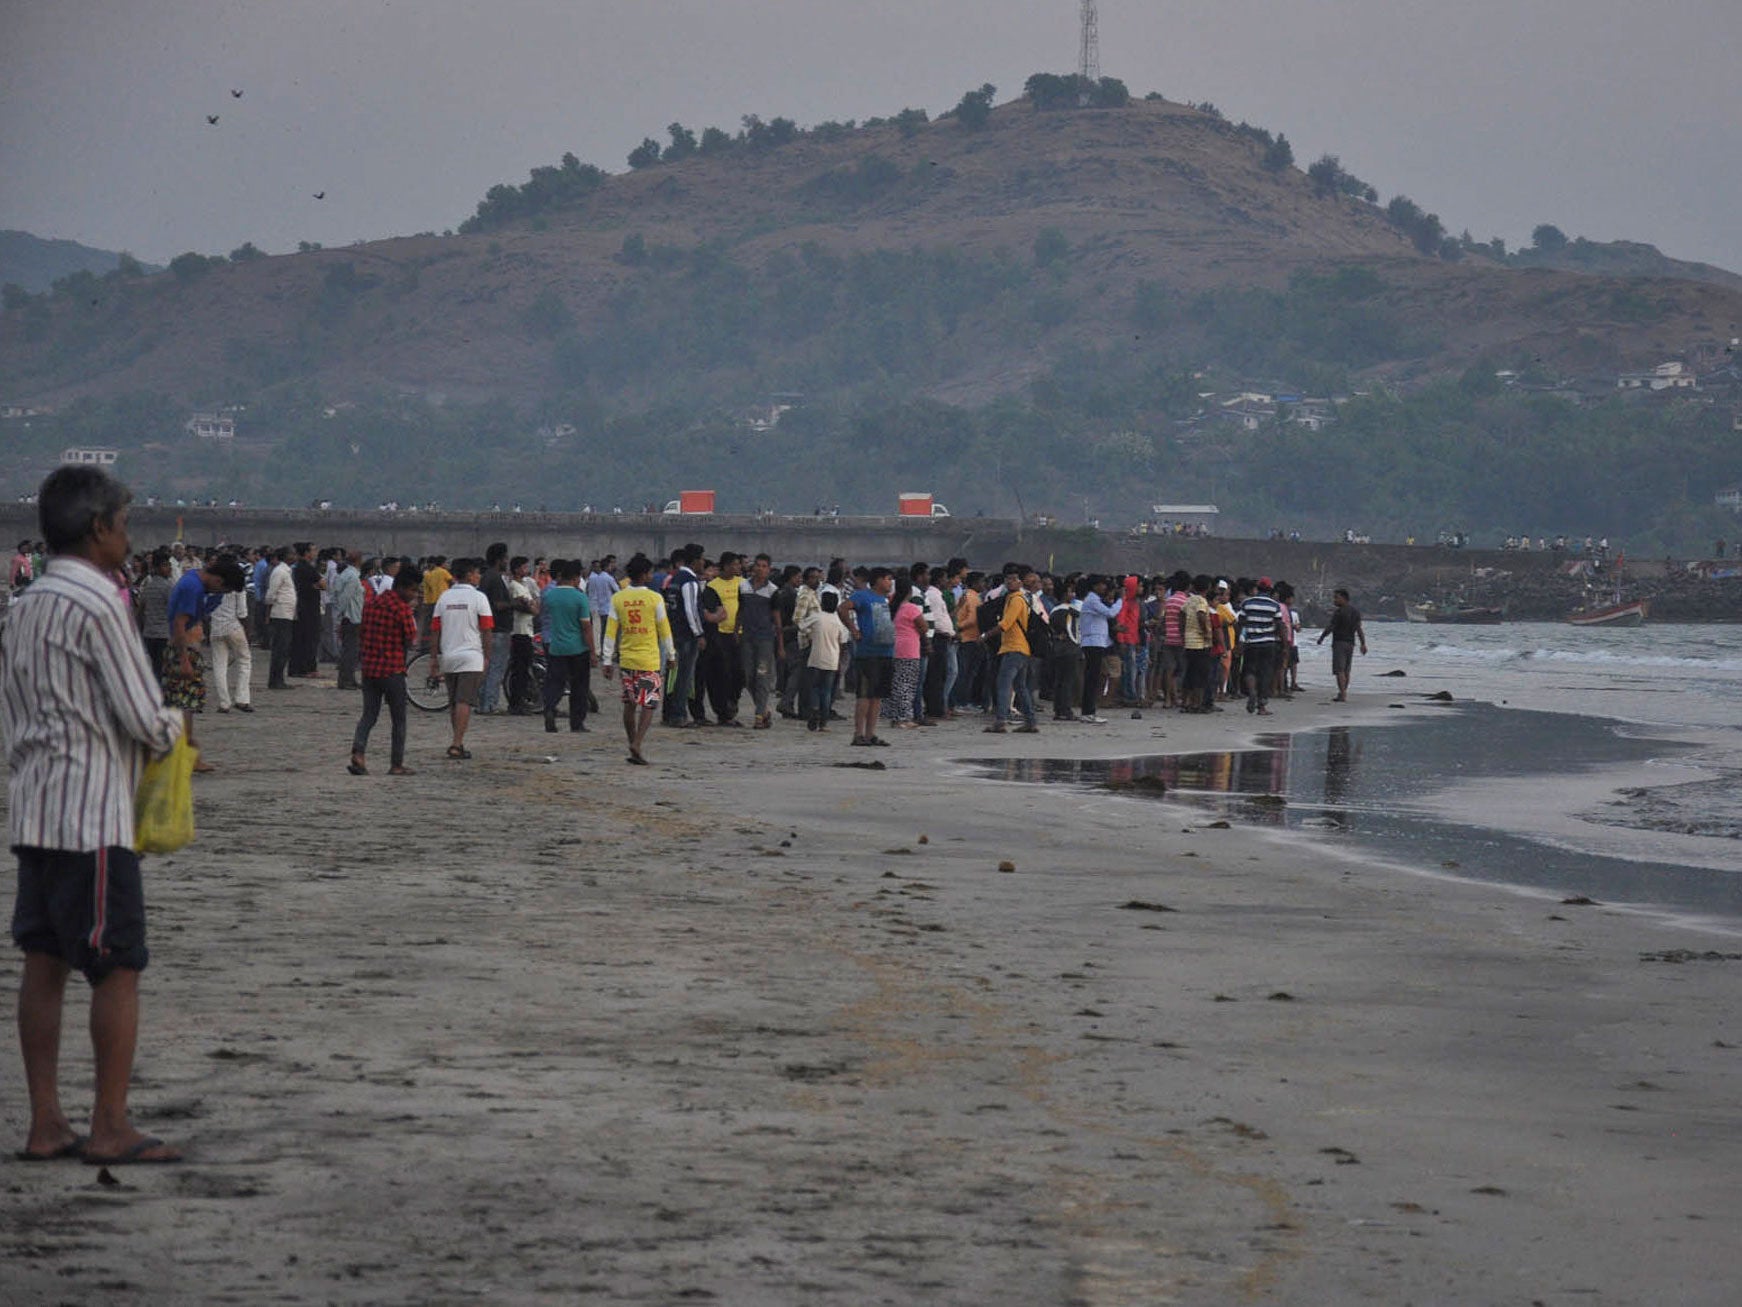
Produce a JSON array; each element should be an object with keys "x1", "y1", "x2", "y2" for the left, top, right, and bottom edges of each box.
[{"x1": 3, "y1": 84, "x2": 1739, "y2": 550}]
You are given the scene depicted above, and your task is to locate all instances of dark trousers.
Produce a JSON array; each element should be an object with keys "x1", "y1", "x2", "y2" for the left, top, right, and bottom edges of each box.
[
  {"x1": 922, "y1": 639, "x2": 951, "y2": 718},
  {"x1": 1242, "y1": 644, "x2": 1276, "y2": 710},
  {"x1": 352, "y1": 674, "x2": 408, "y2": 765},
  {"x1": 1081, "y1": 645, "x2": 1107, "y2": 716},
  {"x1": 667, "y1": 637, "x2": 700, "y2": 724},
  {"x1": 337, "y1": 618, "x2": 361, "y2": 688},
  {"x1": 508, "y1": 633, "x2": 534, "y2": 710},
  {"x1": 1051, "y1": 646, "x2": 1082, "y2": 718},
  {"x1": 703, "y1": 633, "x2": 740, "y2": 722},
  {"x1": 543, "y1": 653, "x2": 589, "y2": 730},
  {"x1": 268, "y1": 618, "x2": 294, "y2": 687},
  {"x1": 956, "y1": 640, "x2": 986, "y2": 708},
  {"x1": 142, "y1": 636, "x2": 168, "y2": 685},
  {"x1": 290, "y1": 609, "x2": 320, "y2": 675},
  {"x1": 777, "y1": 635, "x2": 803, "y2": 715},
  {"x1": 1185, "y1": 647, "x2": 1218, "y2": 708}
]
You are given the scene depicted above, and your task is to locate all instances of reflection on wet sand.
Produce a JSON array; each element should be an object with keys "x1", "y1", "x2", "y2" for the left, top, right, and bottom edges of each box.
[
  {"x1": 967, "y1": 733, "x2": 1315, "y2": 827},
  {"x1": 963, "y1": 703, "x2": 1742, "y2": 919}
]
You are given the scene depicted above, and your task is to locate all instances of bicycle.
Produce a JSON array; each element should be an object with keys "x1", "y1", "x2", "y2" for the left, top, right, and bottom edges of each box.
[{"x1": 406, "y1": 645, "x2": 587, "y2": 715}]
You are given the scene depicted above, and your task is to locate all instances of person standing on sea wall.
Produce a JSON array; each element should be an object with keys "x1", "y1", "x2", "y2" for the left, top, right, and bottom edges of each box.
[
  {"x1": 1317, "y1": 587, "x2": 1368, "y2": 703},
  {"x1": 6, "y1": 466, "x2": 187, "y2": 1165}
]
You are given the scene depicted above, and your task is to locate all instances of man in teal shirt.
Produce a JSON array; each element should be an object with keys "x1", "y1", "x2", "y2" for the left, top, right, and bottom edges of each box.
[{"x1": 540, "y1": 558, "x2": 595, "y2": 733}]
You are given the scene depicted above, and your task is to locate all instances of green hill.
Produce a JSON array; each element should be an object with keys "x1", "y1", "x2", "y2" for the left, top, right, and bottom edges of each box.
[
  {"x1": 0, "y1": 230, "x2": 159, "y2": 294},
  {"x1": 3, "y1": 88, "x2": 1739, "y2": 551}
]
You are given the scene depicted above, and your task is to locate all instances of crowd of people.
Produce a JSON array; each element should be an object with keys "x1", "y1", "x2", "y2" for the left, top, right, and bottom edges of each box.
[
  {"x1": 12, "y1": 528, "x2": 1378, "y2": 773},
  {"x1": 3, "y1": 466, "x2": 1377, "y2": 1167}
]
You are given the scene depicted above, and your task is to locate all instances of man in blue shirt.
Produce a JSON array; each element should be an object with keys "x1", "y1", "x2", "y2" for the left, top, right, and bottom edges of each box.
[
  {"x1": 250, "y1": 548, "x2": 272, "y2": 647},
  {"x1": 841, "y1": 568, "x2": 896, "y2": 746},
  {"x1": 166, "y1": 554, "x2": 246, "y2": 769}
]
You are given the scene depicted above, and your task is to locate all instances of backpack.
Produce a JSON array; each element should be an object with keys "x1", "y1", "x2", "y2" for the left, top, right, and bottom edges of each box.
[
  {"x1": 1025, "y1": 598, "x2": 1053, "y2": 660},
  {"x1": 976, "y1": 591, "x2": 1006, "y2": 652}
]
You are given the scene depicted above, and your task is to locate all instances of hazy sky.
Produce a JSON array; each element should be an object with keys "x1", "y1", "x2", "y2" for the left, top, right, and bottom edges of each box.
[{"x1": 3, "y1": 0, "x2": 1738, "y2": 270}]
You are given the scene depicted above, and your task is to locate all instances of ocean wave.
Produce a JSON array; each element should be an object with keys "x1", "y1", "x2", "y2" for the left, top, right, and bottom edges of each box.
[{"x1": 1424, "y1": 643, "x2": 1742, "y2": 671}]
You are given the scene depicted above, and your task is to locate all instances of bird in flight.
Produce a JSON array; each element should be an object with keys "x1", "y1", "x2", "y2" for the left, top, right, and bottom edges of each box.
[
  {"x1": 313, "y1": 191, "x2": 326, "y2": 200},
  {"x1": 231, "y1": 89, "x2": 243, "y2": 98},
  {"x1": 206, "y1": 114, "x2": 219, "y2": 125}
]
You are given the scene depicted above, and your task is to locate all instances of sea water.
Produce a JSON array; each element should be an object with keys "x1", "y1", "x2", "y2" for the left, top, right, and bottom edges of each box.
[{"x1": 972, "y1": 622, "x2": 1742, "y2": 928}]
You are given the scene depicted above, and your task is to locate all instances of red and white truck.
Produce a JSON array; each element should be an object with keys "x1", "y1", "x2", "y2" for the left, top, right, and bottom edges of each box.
[
  {"x1": 898, "y1": 493, "x2": 951, "y2": 519},
  {"x1": 662, "y1": 490, "x2": 716, "y2": 515}
]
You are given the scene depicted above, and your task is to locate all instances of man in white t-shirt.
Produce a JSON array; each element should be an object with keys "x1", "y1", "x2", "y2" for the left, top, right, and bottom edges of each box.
[{"x1": 428, "y1": 557, "x2": 493, "y2": 759}]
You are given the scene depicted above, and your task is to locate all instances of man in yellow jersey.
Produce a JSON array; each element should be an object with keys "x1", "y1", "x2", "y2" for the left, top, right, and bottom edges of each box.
[
  {"x1": 418, "y1": 554, "x2": 452, "y2": 638},
  {"x1": 601, "y1": 554, "x2": 675, "y2": 765}
]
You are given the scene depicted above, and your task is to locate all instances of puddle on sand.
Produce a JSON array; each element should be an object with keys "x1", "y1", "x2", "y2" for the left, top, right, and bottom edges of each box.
[
  {"x1": 962, "y1": 730, "x2": 1353, "y2": 828},
  {"x1": 960, "y1": 703, "x2": 1742, "y2": 922}
]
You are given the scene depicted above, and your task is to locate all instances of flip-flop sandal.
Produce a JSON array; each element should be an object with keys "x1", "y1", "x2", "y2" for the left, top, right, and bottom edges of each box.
[
  {"x1": 626, "y1": 754, "x2": 649, "y2": 765},
  {"x1": 346, "y1": 761, "x2": 368, "y2": 776},
  {"x1": 14, "y1": 1135, "x2": 86, "y2": 1162},
  {"x1": 445, "y1": 747, "x2": 472, "y2": 760},
  {"x1": 81, "y1": 1136, "x2": 182, "y2": 1166}
]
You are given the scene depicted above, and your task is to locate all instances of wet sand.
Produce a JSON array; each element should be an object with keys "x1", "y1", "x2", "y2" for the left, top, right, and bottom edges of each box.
[{"x1": 3, "y1": 671, "x2": 1740, "y2": 1304}]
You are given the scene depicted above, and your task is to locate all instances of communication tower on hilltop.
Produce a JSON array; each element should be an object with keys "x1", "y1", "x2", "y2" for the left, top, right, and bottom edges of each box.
[{"x1": 1078, "y1": 0, "x2": 1100, "y2": 83}]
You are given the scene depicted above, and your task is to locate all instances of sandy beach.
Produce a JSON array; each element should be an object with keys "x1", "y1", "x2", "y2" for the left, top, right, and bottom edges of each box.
[{"x1": 4, "y1": 670, "x2": 1740, "y2": 1305}]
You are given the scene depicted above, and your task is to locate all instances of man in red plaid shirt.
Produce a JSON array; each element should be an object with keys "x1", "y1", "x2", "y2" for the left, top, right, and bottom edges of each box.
[{"x1": 348, "y1": 564, "x2": 421, "y2": 775}]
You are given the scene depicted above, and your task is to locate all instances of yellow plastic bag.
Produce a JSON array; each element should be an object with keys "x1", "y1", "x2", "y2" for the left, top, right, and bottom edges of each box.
[{"x1": 135, "y1": 738, "x2": 197, "y2": 854}]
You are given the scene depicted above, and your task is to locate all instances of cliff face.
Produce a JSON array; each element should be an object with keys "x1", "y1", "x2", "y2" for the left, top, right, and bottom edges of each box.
[{"x1": 5, "y1": 98, "x2": 1738, "y2": 411}]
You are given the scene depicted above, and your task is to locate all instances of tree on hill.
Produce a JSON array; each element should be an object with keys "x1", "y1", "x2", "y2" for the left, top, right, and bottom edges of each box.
[
  {"x1": 460, "y1": 151, "x2": 606, "y2": 232},
  {"x1": 627, "y1": 137, "x2": 662, "y2": 170},
  {"x1": 894, "y1": 107, "x2": 930, "y2": 139},
  {"x1": 662, "y1": 123, "x2": 697, "y2": 162},
  {"x1": 169, "y1": 252, "x2": 216, "y2": 281},
  {"x1": 1385, "y1": 195, "x2": 1447, "y2": 256},
  {"x1": 1261, "y1": 133, "x2": 1294, "y2": 172},
  {"x1": 955, "y1": 83, "x2": 997, "y2": 130},
  {"x1": 1532, "y1": 224, "x2": 1569, "y2": 253},
  {"x1": 1307, "y1": 154, "x2": 1377, "y2": 202},
  {"x1": 698, "y1": 126, "x2": 732, "y2": 156},
  {"x1": 1024, "y1": 72, "x2": 1132, "y2": 110}
]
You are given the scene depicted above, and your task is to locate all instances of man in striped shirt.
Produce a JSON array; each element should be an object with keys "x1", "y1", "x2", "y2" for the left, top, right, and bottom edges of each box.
[
  {"x1": 4, "y1": 467, "x2": 186, "y2": 1165},
  {"x1": 1236, "y1": 577, "x2": 1284, "y2": 717}
]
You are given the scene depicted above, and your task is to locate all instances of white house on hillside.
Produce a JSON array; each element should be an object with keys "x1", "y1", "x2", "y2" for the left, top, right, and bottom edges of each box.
[{"x1": 1617, "y1": 361, "x2": 1697, "y2": 391}]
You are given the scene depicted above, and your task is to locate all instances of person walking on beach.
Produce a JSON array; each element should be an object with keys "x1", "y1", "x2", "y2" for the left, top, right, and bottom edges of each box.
[
  {"x1": 208, "y1": 577, "x2": 253, "y2": 714},
  {"x1": 6, "y1": 466, "x2": 187, "y2": 1165},
  {"x1": 842, "y1": 567, "x2": 896, "y2": 746},
  {"x1": 799, "y1": 589, "x2": 850, "y2": 730},
  {"x1": 989, "y1": 566, "x2": 1040, "y2": 734},
  {"x1": 430, "y1": 557, "x2": 493, "y2": 760},
  {"x1": 662, "y1": 545, "x2": 705, "y2": 728},
  {"x1": 1237, "y1": 578, "x2": 1283, "y2": 716},
  {"x1": 330, "y1": 550, "x2": 364, "y2": 690},
  {"x1": 1317, "y1": 588, "x2": 1368, "y2": 702},
  {"x1": 289, "y1": 543, "x2": 323, "y2": 677},
  {"x1": 600, "y1": 554, "x2": 673, "y2": 765},
  {"x1": 264, "y1": 546, "x2": 297, "y2": 688},
  {"x1": 506, "y1": 556, "x2": 540, "y2": 714},
  {"x1": 135, "y1": 549, "x2": 173, "y2": 680},
  {"x1": 477, "y1": 543, "x2": 513, "y2": 714},
  {"x1": 736, "y1": 555, "x2": 782, "y2": 729},
  {"x1": 348, "y1": 564, "x2": 421, "y2": 775},
  {"x1": 540, "y1": 559, "x2": 595, "y2": 733},
  {"x1": 164, "y1": 553, "x2": 245, "y2": 771}
]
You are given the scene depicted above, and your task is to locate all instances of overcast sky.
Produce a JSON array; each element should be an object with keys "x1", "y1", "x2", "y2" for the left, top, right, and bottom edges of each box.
[{"x1": 3, "y1": 0, "x2": 1738, "y2": 271}]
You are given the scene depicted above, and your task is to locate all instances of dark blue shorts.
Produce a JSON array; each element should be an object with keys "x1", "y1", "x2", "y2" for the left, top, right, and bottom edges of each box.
[{"x1": 11, "y1": 846, "x2": 149, "y2": 984}]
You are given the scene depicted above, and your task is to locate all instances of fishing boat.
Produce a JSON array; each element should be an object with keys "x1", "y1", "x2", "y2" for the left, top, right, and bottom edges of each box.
[
  {"x1": 1405, "y1": 600, "x2": 1506, "y2": 625},
  {"x1": 1566, "y1": 596, "x2": 1649, "y2": 627}
]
